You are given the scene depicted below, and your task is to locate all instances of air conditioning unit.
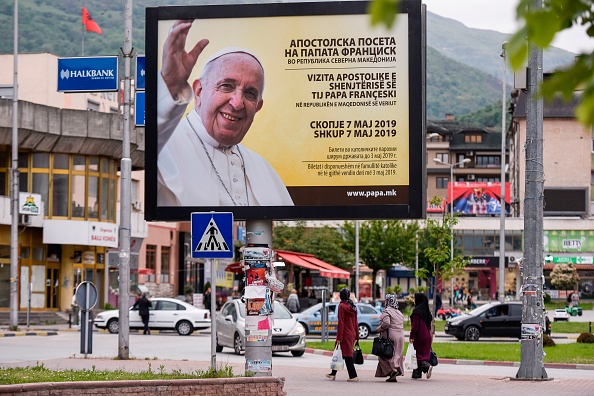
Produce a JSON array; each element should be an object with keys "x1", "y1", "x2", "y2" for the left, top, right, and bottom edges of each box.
[
  {"x1": 509, "y1": 256, "x2": 517, "y2": 263},
  {"x1": 467, "y1": 174, "x2": 476, "y2": 181},
  {"x1": 466, "y1": 151, "x2": 474, "y2": 156}
]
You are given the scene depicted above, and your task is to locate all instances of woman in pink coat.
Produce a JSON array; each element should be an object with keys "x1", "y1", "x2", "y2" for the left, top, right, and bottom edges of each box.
[
  {"x1": 375, "y1": 294, "x2": 405, "y2": 382},
  {"x1": 326, "y1": 288, "x2": 359, "y2": 382}
]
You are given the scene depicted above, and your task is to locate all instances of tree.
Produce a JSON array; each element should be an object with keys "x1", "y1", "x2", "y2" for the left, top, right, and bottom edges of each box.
[
  {"x1": 370, "y1": 0, "x2": 594, "y2": 126},
  {"x1": 272, "y1": 221, "x2": 352, "y2": 269},
  {"x1": 342, "y1": 220, "x2": 419, "y2": 299},
  {"x1": 419, "y1": 213, "x2": 468, "y2": 329},
  {"x1": 550, "y1": 263, "x2": 580, "y2": 292},
  {"x1": 506, "y1": 0, "x2": 594, "y2": 125}
]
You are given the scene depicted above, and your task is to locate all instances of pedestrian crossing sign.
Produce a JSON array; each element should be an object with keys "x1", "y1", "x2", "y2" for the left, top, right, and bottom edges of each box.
[{"x1": 191, "y1": 212, "x2": 234, "y2": 259}]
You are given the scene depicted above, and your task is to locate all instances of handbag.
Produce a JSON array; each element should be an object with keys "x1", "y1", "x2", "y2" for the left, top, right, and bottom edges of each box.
[
  {"x1": 372, "y1": 331, "x2": 394, "y2": 359},
  {"x1": 353, "y1": 341, "x2": 364, "y2": 365},
  {"x1": 330, "y1": 345, "x2": 344, "y2": 371},
  {"x1": 429, "y1": 350, "x2": 438, "y2": 366}
]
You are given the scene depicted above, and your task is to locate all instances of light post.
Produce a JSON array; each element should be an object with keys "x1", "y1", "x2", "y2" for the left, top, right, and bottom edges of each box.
[
  {"x1": 499, "y1": 42, "x2": 507, "y2": 303},
  {"x1": 433, "y1": 157, "x2": 470, "y2": 306}
]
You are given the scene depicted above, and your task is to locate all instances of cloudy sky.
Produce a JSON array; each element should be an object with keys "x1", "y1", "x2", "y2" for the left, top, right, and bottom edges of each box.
[{"x1": 423, "y1": 0, "x2": 594, "y2": 54}]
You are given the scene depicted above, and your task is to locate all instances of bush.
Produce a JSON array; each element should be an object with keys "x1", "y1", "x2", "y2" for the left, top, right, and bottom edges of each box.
[
  {"x1": 542, "y1": 334, "x2": 556, "y2": 347},
  {"x1": 336, "y1": 283, "x2": 348, "y2": 292},
  {"x1": 577, "y1": 332, "x2": 594, "y2": 343},
  {"x1": 543, "y1": 293, "x2": 551, "y2": 303}
]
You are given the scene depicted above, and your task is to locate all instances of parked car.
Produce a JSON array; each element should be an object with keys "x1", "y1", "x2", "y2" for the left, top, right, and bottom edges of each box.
[
  {"x1": 294, "y1": 302, "x2": 381, "y2": 339},
  {"x1": 216, "y1": 299, "x2": 306, "y2": 357},
  {"x1": 93, "y1": 297, "x2": 210, "y2": 336},
  {"x1": 444, "y1": 301, "x2": 522, "y2": 341},
  {"x1": 554, "y1": 308, "x2": 570, "y2": 322},
  {"x1": 436, "y1": 307, "x2": 462, "y2": 320}
]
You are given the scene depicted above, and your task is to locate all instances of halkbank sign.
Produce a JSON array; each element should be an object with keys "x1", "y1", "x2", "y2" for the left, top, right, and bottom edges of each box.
[{"x1": 57, "y1": 56, "x2": 119, "y2": 92}]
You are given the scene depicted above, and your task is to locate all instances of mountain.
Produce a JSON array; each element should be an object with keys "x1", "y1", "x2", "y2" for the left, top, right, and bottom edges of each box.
[{"x1": 0, "y1": 0, "x2": 578, "y2": 120}]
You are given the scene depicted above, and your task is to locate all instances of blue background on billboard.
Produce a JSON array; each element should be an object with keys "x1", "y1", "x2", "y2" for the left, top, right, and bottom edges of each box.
[
  {"x1": 57, "y1": 57, "x2": 118, "y2": 92},
  {"x1": 191, "y1": 212, "x2": 234, "y2": 259},
  {"x1": 136, "y1": 55, "x2": 145, "y2": 90},
  {"x1": 135, "y1": 91, "x2": 145, "y2": 126}
]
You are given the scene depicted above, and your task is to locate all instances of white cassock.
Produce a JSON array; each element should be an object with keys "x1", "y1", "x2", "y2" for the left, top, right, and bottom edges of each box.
[{"x1": 156, "y1": 74, "x2": 294, "y2": 207}]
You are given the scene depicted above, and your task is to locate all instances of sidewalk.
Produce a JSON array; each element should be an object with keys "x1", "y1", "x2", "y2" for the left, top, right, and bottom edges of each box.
[{"x1": 1, "y1": 356, "x2": 593, "y2": 396}]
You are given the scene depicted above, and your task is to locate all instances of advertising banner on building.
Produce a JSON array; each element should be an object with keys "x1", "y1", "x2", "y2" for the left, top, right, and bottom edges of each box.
[
  {"x1": 144, "y1": 1, "x2": 423, "y2": 221},
  {"x1": 449, "y1": 182, "x2": 511, "y2": 216}
]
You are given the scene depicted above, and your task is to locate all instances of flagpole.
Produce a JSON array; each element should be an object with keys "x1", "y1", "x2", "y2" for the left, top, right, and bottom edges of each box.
[{"x1": 82, "y1": 24, "x2": 84, "y2": 56}]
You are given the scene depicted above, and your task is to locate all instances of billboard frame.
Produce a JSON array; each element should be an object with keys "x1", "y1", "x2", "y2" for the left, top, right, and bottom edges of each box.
[{"x1": 145, "y1": 0, "x2": 423, "y2": 221}]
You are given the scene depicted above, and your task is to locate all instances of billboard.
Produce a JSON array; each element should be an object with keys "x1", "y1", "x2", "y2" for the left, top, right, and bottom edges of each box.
[
  {"x1": 449, "y1": 182, "x2": 511, "y2": 216},
  {"x1": 145, "y1": 1, "x2": 423, "y2": 221}
]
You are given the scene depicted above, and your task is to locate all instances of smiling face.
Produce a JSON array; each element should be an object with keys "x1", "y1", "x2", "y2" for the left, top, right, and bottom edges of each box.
[{"x1": 193, "y1": 53, "x2": 264, "y2": 147}]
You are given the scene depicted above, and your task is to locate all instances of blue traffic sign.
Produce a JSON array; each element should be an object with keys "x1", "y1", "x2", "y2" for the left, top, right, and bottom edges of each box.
[
  {"x1": 136, "y1": 55, "x2": 145, "y2": 90},
  {"x1": 58, "y1": 56, "x2": 119, "y2": 92},
  {"x1": 135, "y1": 91, "x2": 145, "y2": 126},
  {"x1": 191, "y1": 212, "x2": 234, "y2": 259}
]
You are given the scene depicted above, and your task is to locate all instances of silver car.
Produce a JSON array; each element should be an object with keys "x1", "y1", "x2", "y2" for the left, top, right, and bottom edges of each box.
[{"x1": 216, "y1": 299, "x2": 306, "y2": 357}]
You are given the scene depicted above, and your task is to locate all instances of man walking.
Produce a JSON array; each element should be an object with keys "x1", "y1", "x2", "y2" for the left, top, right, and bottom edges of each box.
[{"x1": 133, "y1": 293, "x2": 152, "y2": 335}]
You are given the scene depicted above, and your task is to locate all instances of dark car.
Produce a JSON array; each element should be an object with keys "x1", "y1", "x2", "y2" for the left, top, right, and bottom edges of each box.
[{"x1": 444, "y1": 302, "x2": 522, "y2": 341}]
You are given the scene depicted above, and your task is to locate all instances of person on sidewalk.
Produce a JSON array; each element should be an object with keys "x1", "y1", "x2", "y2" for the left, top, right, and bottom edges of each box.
[
  {"x1": 374, "y1": 294, "x2": 405, "y2": 382},
  {"x1": 71, "y1": 292, "x2": 79, "y2": 327},
  {"x1": 409, "y1": 292, "x2": 433, "y2": 379},
  {"x1": 326, "y1": 288, "x2": 359, "y2": 382},
  {"x1": 133, "y1": 293, "x2": 152, "y2": 335}
]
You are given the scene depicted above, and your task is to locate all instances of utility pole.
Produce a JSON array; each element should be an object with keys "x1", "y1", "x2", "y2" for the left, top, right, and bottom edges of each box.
[
  {"x1": 117, "y1": 0, "x2": 133, "y2": 359},
  {"x1": 9, "y1": 0, "x2": 19, "y2": 331},
  {"x1": 499, "y1": 42, "x2": 507, "y2": 303},
  {"x1": 516, "y1": 0, "x2": 548, "y2": 380}
]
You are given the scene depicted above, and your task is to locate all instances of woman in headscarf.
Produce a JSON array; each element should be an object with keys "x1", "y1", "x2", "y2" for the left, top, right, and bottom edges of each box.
[
  {"x1": 375, "y1": 294, "x2": 405, "y2": 382},
  {"x1": 409, "y1": 292, "x2": 433, "y2": 379},
  {"x1": 326, "y1": 288, "x2": 359, "y2": 382}
]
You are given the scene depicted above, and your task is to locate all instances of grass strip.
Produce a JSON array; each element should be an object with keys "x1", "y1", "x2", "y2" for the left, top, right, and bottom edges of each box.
[
  {"x1": 307, "y1": 340, "x2": 594, "y2": 365},
  {"x1": 0, "y1": 362, "x2": 239, "y2": 385}
]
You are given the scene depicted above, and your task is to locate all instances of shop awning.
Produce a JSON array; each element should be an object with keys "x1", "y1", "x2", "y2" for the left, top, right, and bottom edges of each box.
[
  {"x1": 277, "y1": 250, "x2": 350, "y2": 279},
  {"x1": 138, "y1": 268, "x2": 154, "y2": 275},
  {"x1": 225, "y1": 262, "x2": 244, "y2": 274},
  {"x1": 301, "y1": 256, "x2": 351, "y2": 279}
]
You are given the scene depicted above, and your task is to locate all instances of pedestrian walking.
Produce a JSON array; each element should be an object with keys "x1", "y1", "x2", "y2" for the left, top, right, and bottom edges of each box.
[
  {"x1": 133, "y1": 293, "x2": 152, "y2": 335},
  {"x1": 409, "y1": 292, "x2": 433, "y2": 379},
  {"x1": 71, "y1": 291, "x2": 79, "y2": 327},
  {"x1": 375, "y1": 294, "x2": 405, "y2": 382},
  {"x1": 326, "y1": 288, "x2": 359, "y2": 382}
]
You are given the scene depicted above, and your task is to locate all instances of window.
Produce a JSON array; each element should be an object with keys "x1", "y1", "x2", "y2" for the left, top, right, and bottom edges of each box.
[
  {"x1": 436, "y1": 177, "x2": 449, "y2": 189},
  {"x1": 464, "y1": 134, "x2": 483, "y2": 143},
  {"x1": 146, "y1": 245, "x2": 156, "y2": 282},
  {"x1": 87, "y1": 101, "x2": 99, "y2": 111},
  {"x1": 476, "y1": 155, "x2": 501, "y2": 168},
  {"x1": 160, "y1": 246, "x2": 170, "y2": 283},
  {"x1": 436, "y1": 153, "x2": 449, "y2": 164}
]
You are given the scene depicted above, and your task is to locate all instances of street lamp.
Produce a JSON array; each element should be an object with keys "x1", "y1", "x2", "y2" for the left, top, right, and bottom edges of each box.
[{"x1": 433, "y1": 157, "x2": 471, "y2": 306}]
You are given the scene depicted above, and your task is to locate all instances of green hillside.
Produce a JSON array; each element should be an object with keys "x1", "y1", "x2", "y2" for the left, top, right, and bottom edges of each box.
[{"x1": 0, "y1": 0, "x2": 578, "y2": 121}]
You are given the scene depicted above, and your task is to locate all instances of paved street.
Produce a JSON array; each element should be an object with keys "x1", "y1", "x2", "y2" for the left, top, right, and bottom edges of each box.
[{"x1": 1, "y1": 323, "x2": 593, "y2": 396}]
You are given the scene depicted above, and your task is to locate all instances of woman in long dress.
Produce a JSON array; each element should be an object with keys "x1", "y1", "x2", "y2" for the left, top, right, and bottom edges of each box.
[
  {"x1": 375, "y1": 294, "x2": 405, "y2": 382},
  {"x1": 409, "y1": 292, "x2": 434, "y2": 379}
]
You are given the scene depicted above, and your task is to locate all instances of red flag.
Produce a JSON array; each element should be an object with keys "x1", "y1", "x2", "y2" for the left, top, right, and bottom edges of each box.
[{"x1": 82, "y1": 7, "x2": 102, "y2": 35}]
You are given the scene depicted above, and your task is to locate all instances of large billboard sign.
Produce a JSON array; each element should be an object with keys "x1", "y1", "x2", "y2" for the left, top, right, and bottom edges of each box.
[
  {"x1": 145, "y1": 1, "x2": 423, "y2": 221},
  {"x1": 449, "y1": 182, "x2": 511, "y2": 216}
]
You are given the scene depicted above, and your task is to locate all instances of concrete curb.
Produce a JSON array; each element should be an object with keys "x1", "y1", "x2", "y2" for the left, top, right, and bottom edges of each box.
[
  {"x1": 304, "y1": 348, "x2": 594, "y2": 370},
  {"x1": 0, "y1": 331, "x2": 58, "y2": 337}
]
